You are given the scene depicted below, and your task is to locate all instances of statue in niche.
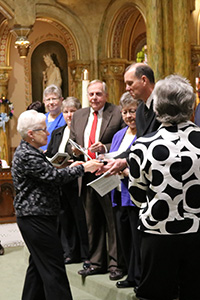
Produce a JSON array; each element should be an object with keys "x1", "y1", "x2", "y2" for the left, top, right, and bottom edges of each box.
[{"x1": 43, "y1": 53, "x2": 62, "y2": 89}]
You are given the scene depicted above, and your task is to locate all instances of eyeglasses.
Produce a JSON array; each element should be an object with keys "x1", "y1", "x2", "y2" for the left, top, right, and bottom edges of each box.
[
  {"x1": 121, "y1": 109, "x2": 136, "y2": 116},
  {"x1": 32, "y1": 127, "x2": 48, "y2": 133},
  {"x1": 45, "y1": 97, "x2": 60, "y2": 102},
  {"x1": 88, "y1": 92, "x2": 103, "y2": 97}
]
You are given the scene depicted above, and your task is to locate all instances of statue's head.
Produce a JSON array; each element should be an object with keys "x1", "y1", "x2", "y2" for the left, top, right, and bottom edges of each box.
[{"x1": 43, "y1": 53, "x2": 53, "y2": 66}]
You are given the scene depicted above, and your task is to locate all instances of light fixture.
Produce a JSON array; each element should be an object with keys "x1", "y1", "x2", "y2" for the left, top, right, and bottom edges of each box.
[{"x1": 11, "y1": 27, "x2": 32, "y2": 58}]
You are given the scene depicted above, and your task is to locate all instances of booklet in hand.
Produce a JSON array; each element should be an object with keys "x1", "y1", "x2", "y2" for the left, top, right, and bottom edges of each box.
[
  {"x1": 47, "y1": 152, "x2": 71, "y2": 167},
  {"x1": 68, "y1": 139, "x2": 92, "y2": 160}
]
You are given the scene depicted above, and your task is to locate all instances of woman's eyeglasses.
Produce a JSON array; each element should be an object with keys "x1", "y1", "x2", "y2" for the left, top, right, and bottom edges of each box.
[
  {"x1": 121, "y1": 110, "x2": 136, "y2": 116},
  {"x1": 45, "y1": 97, "x2": 60, "y2": 102},
  {"x1": 32, "y1": 127, "x2": 48, "y2": 133}
]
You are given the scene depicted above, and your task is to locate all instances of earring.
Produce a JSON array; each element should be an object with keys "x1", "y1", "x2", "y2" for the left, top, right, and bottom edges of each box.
[{"x1": 32, "y1": 139, "x2": 34, "y2": 142}]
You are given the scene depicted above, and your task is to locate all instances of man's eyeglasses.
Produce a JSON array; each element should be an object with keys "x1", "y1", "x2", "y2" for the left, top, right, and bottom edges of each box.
[
  {"x1": 45, "y1": 97, "x2": 60, "y2": 102},
  {"x1": 32, "y1": 127, "x2": 48, "y2": 133},
  {"x1": 88, "y1": 92, "x2": 103, "y2": 97}
]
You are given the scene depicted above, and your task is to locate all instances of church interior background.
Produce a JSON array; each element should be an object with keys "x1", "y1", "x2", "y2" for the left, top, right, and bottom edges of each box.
[{"x1": 0, "y1": 0, "x2": 200, "y2": 165}]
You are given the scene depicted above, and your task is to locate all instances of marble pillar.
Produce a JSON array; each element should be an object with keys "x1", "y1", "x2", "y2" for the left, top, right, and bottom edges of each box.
[
  {"x1": 146, "y1": 0, "x2": 192, "y2": 82},
  {"x1": 162, "y1": 0, "x2": 174, "y2": 76},
  {"x1": 145, "y1": 0, "x2": 164, "y2": 82},
  {"x1": 172, "y1": 0, "x2": 191, "y2": 79}
]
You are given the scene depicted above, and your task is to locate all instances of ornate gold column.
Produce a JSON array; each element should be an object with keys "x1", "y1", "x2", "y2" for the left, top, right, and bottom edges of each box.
[
  {"x1": 68, "y1": 61, "x2": 90, "y2": 104},
  {"x1": 172, "y1": 0, "x2": 191, "y2": 79},
  {"x1": 162, "y1": 0, "x2": 174, "y2": 76},
  {"x1": 145, "y1": 0, "x2": 193, "y2": 82},
  {"x1": 146, "y1": 0, "x2": 164, "y2": 82},
  {"x1": 99, "y1": 59, "x2": 129, "y2": 105},
  {"x1": 0, "y1": 67, "x2": 12, "y2": 164}
]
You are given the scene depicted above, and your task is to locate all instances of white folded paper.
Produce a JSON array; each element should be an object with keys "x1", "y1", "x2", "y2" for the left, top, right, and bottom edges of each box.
[
  {"x1": 68, "y1": 138, "x2": 92, "y2": 160},
  {"x1": 87, "y1": 171, "x2": 121, "y2": 197}
]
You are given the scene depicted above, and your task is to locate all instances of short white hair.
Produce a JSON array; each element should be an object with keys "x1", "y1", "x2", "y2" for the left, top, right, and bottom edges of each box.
[
  {"x1": 17, "y1": 110, "x2": 46, "y2": 139},
  {"x1": 154, "y1": 74, "x2": 196, "y2": 124}
]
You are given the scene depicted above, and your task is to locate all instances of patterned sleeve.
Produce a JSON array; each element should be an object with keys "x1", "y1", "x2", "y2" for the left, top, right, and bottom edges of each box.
[
  {"x1": 127, "y1": 143, "x2": 148, "y2": 207},
  {"x1": 13, "y1": 147, "x2": 84, "y2": 186}
]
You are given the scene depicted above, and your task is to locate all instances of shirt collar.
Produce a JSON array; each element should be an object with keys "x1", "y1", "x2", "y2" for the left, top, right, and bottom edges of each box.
[
  {"x1": 145, "y1": 94, "x2": 153, "y2": 109},
  {"x1": 90, "y1": 106, "x2": 104, "y2": 116}
]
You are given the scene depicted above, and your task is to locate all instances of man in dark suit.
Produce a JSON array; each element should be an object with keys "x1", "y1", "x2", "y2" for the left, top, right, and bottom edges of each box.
[
  {"x1": 69, "y1": 80, "x2": 125, "y2": 279},
  {"x1": 96, "y1": 63, "x2": 160, "y2": 176}
]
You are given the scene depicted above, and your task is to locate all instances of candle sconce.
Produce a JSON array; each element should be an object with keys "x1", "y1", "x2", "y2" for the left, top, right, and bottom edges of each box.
[{"x1": 11, "y1": 26, "x2": 32, "y2": 58}]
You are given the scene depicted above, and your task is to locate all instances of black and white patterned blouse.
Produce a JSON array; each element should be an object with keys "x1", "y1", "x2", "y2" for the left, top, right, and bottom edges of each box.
[
  {"x1": 11, "y1": 140, "x2": 84, "y2": 217},
  {"x1": 128, "y1": 121, "x2": 200, "y2": 235}
]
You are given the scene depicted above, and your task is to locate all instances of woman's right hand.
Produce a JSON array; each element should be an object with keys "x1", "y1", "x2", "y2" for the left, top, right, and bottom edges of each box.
[{"x1": 83, "y1": 160, "x2": 103, "y2": 173}]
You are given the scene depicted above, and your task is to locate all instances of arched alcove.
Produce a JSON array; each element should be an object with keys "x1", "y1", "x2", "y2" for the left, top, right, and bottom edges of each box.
[
  {"x1": 108, "y1": 5, "x2": 146, "y2": 60},
  {"x1": 31, "y1": 41, "x2": 68, "y2": 102},
  {"x1": 24, "y1": 18, "x2": 81, "y2": 105},
  {"x1": 98, "y1": 0, "x2": 146, "y2": 61},
  {"x1": 97, "y1": 0, "x2": 146, "y2": 104}
]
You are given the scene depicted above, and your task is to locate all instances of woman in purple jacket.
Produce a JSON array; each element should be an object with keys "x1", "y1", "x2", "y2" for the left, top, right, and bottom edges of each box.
[{"x1": 109, "y1": 92, "x2": 141, "y2": 289}]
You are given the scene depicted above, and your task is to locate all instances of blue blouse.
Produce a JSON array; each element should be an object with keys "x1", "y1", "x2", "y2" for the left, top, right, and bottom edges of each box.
[
  {"x1": 40, "y1": 112, "x2": 66, "y2": 151},
  {"x1": 110, "y1": 126, "x2": 136, "y2": 207}
]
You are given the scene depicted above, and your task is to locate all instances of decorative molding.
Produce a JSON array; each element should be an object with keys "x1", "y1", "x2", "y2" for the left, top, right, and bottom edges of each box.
[
  {"x1": 112, "y1": 7, "x2": 134, "y2": 58},
  {"x1": 99, "y1": 59, "x2": 129, "y2": 79},
  {"x1": 0, "y1": 6, "x2": 12, "y2": 20},
  {"x1": 0, "y1": 66, "x2": 12, "y2": 89},
  {"x1": 0, "y1": 21, "x2": 10, "y2": 66},
  {"x1": 36, "y1": 18, "x2": 77, "y2": 61},
  {"x1": 68, "y1": 61, "x2": 90, "y2": 80},
  {"x1": 68, "y1": 61, "x2": 90, "y2": 98}
]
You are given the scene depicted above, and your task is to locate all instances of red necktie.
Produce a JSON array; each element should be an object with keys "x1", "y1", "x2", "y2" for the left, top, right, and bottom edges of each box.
[{"x1": 88, "y1": 111, "x2": 98, "y2": 159}]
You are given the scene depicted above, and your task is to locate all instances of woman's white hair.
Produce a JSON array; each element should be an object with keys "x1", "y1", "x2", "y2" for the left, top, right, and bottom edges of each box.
[
  {"x1": 17, "y1": 110, "x2": 46, "y2": 139},
  {"x1": 153, "y1": 74, "x2": 196, "y2": 124}
]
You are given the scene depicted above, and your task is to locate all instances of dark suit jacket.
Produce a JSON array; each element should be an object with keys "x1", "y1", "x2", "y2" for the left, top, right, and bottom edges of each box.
[
  {"x1": 69, "y1": 102, "x2": 125, "y2": 157},
  {"x1": 46, "y1": 124, "x2": 69, "y2": 158},
  {"x1": 136, "y1": 101, "x2": 160, "y2": 138}
]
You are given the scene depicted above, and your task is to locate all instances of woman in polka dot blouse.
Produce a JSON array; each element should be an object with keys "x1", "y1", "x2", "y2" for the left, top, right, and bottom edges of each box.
[{"x1": 128, "y1": 74, "x2": 200, "y2": 300}]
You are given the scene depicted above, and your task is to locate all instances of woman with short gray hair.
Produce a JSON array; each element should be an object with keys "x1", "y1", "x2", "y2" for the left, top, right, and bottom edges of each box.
[
  {"x1": 41, "y1": 84, "x2": 66, "y2": 151},
  {"x1": 153, "y1": 74, "x2": 195, "y2": 124},
  {"x1": 11, "y1": 109, "x2": 103, "y2": 300},
  {"x1": 128, "y1": 74, "x2": 199, "y2": 300}
]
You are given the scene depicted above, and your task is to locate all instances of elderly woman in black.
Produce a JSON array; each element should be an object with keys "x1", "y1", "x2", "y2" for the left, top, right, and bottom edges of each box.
[
  {"x1": 11, "y1": 110, "x2": 103, "y2": 300},
  {"x1": 128, "y1": 75, "x2": 200, "y2": 300}
]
